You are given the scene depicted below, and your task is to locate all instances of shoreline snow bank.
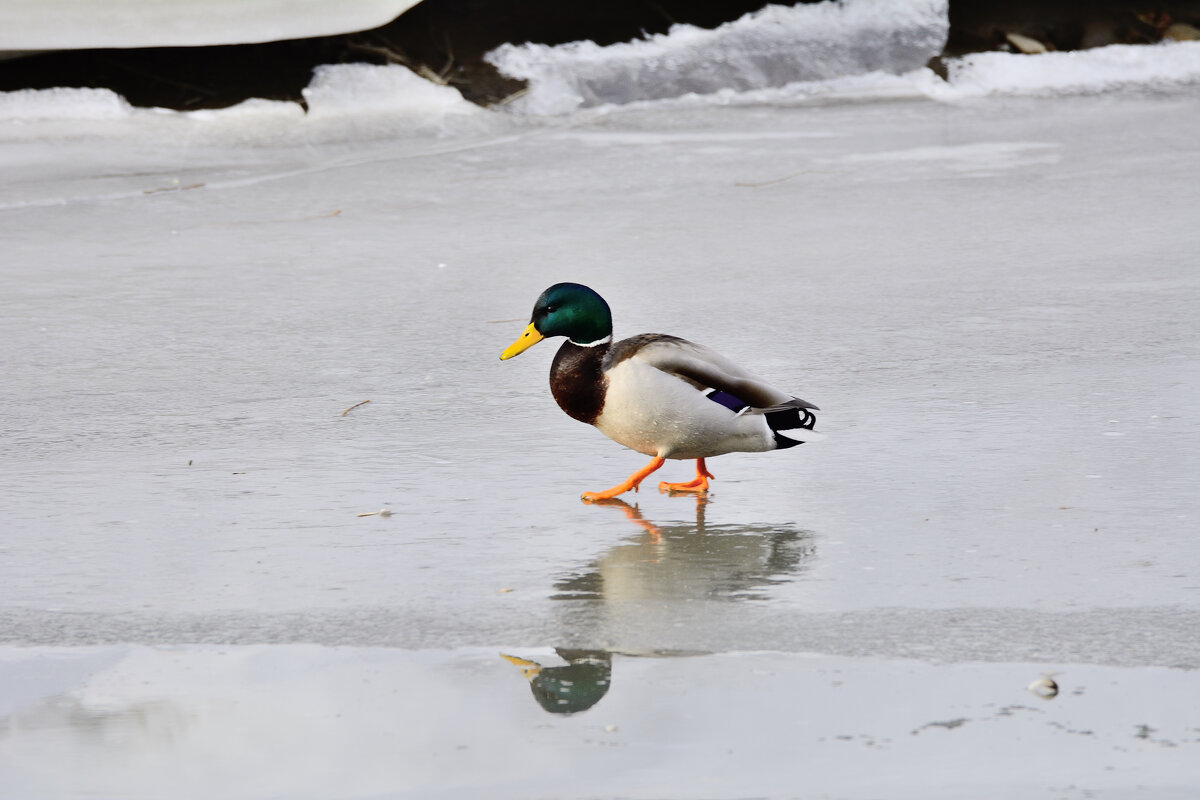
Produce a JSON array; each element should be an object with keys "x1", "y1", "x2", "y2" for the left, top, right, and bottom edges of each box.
[{"x1": 488, "y1": 0, "x2": 949, "y2": 114}]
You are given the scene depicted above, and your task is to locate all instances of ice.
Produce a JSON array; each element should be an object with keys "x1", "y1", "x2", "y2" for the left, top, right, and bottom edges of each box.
[
  {"x1": 488, "y1": 0, "x2": 949, "y2": 113},
  {"x1": 0, "y1": 0, "x2": 420, "y2": 50},
  {"x1": 2, "y1": 646, "x2": 1198, "y2": 799},
  {"x1": 1, "y1": 15, "x2": 1199, "y2": 800}
]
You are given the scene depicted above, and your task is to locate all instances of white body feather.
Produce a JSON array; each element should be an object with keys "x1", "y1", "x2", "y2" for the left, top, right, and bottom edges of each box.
[{"x1": 593, "y1": 340, "x2": 822, "y2": 460}]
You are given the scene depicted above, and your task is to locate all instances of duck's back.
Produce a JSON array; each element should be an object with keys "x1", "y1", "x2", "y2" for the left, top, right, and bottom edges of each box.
[{"x1": 607, "y1": 334, "x2": 795, "y2": 409}]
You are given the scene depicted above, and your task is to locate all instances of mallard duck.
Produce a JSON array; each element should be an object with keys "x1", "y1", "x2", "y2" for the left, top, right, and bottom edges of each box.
[{"x1": 500, "y1": 283, "x2": 820, "y2": 502}]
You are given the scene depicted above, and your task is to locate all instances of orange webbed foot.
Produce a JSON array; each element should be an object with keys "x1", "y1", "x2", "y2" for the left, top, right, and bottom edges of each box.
[
  {"x1": 581, "y1": 457, "x2": 666, "y2": 503},
  {"x1": 658, "y1": 459, "x2": 715, "y2": 494}
]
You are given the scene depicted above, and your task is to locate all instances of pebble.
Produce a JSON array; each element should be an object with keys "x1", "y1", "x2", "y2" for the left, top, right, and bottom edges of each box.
[
  {"x1": 1027, "y1": 675, "x2": 1059, "y2": 699},
  {"x1": 1164, "y1": 23, "x2": 1200, "y2": 41},
  {"x1": 1006, "y1": 32, "x2": 1049, "y2": 54}
]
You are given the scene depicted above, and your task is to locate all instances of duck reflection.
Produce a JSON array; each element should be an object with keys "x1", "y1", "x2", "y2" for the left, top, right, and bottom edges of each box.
[
  {"x1": 555, "y1": 496, "x2": 815, "y2": 603},
  {"x1": 499, "y1": 650, "x2": 612, "y2": 715},
  {"x1": 0, "y1": 695, "x2": 193, "y2": 745},
  {"x1": 503, "y1": 497, "x2": 815, "y2": 715}
]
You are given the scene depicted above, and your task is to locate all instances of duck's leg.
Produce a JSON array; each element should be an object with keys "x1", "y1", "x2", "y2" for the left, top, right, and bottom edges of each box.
[
  {"x1": 658, "y1": 459, "x2": 714, "y2": 493},
  {"x1": 581, "y1": 457, "x2": 666, "y2": 502}
]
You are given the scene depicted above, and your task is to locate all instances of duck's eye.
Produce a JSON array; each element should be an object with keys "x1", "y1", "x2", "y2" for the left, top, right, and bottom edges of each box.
[{"x1": 546, "y1": 305, "x2": 557, "y2": 313}]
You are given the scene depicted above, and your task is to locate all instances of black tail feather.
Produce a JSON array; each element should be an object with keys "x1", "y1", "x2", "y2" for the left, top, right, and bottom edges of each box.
[
  {"x1": 706, "y1": 391, "x2": 819, "y2": 449},
  {"x1": 766, "y1": 402, "x2": 818, "y2": 450}
]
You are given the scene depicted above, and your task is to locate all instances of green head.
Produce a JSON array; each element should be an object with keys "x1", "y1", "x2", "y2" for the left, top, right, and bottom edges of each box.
[
  {"x1": 501, "y1": 283, "x2": 613, "y2": 360},
  {"x1": 501, "y1": 650, "x2": 613, "y2": 715}
]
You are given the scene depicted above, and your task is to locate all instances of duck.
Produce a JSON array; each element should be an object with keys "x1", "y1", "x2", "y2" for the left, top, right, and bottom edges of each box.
[{"x1": 500, "y1": 283, "x2": 821, "y2": 502}]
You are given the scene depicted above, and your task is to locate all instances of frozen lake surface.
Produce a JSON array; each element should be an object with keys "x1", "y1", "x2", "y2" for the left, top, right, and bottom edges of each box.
[{"x1": 2, "y1": 45, "x2": 1199, "y2": 799}]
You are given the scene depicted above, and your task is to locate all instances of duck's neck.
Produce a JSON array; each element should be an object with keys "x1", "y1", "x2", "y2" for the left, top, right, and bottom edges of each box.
[{"x1": 549, "y1": 339, "x2": 610, "y2": 425}]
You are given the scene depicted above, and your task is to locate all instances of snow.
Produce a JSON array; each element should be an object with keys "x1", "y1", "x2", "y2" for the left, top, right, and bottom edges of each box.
[
  {"x1": 1, "y1": 3, "x2": 1199, "y2": 797},
  {"x1": 301, "y1": 63, "x2": 481, "y2": 119},
  {"x1": 0, "y1": 86, "x2": 133, "y2": 121},
  {"x1": 0, "y1": 0, "x2": 421, "y2": 50},
  {"x1": 0, "y1": 64, "x2": 484, "y2": 148},
  {"x1": 940, "y1": 39, "x2": 1200, "y2": 97},
  {"x1": 486, "y1": 0, "x2": 1200, "y2": 114},
  {"x1": 488, "y1": 0, "x2": 949, "y2": 114}
]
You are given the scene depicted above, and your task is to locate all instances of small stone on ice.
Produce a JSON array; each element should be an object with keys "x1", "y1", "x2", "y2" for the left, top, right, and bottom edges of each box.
[
  {"x1": 1027, "y1": 676, "x2": 1059, "y2": 699},
  {"x1": 378, "y1": 508, "x2": 392, "y2": 517},
  {"x1": 604, "y1": 724, "x2": 618, "y2": 733}
]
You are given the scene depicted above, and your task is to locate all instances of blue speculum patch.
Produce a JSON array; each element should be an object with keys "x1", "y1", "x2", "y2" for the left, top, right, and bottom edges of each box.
[{"x1": 706, "y1": 390, "x2": 747, "y2": 413}]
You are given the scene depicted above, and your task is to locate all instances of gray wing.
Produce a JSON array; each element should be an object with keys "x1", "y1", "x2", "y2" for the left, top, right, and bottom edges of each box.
[{"x1": 612, "y1": 334, "x2": 818, "y2": 411}]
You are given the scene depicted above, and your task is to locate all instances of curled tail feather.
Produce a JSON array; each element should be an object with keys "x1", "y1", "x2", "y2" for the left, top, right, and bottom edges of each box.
[
  {"x1": 706, "y1": 391, "x2": 822, "y2": 449},
  {"x1": 762, "y1": 399, "x2": 819, "y2": 449}
]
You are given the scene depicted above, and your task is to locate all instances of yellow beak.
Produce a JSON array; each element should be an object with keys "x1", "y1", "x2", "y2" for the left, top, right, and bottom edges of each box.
[
  {"x1": 500, "y1": 322, "x2": 544, "y2": 360},
  {"x1": 500, "y1": 653, "x2": 542, "y2": 680}
]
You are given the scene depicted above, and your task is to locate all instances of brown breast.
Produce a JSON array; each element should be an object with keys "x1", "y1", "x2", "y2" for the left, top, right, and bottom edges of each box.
[{"x1": 549, "y1": 340, "x2": 609, "y2": 425}]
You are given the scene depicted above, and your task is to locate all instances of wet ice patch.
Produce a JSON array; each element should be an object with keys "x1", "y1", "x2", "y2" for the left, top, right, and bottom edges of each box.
[
  {"x1": 487, "y1": 0, "x2": 949, "y2": 114},
  {"x1": 836, "y1": 141, "x2": 1061, "y2": 178},
  {"x1": 3, "y1": 646, "x2": 1199, "y2": 798},
  {"x1": 549, "y1": 129, "x2": 838, "y2": 147}
]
